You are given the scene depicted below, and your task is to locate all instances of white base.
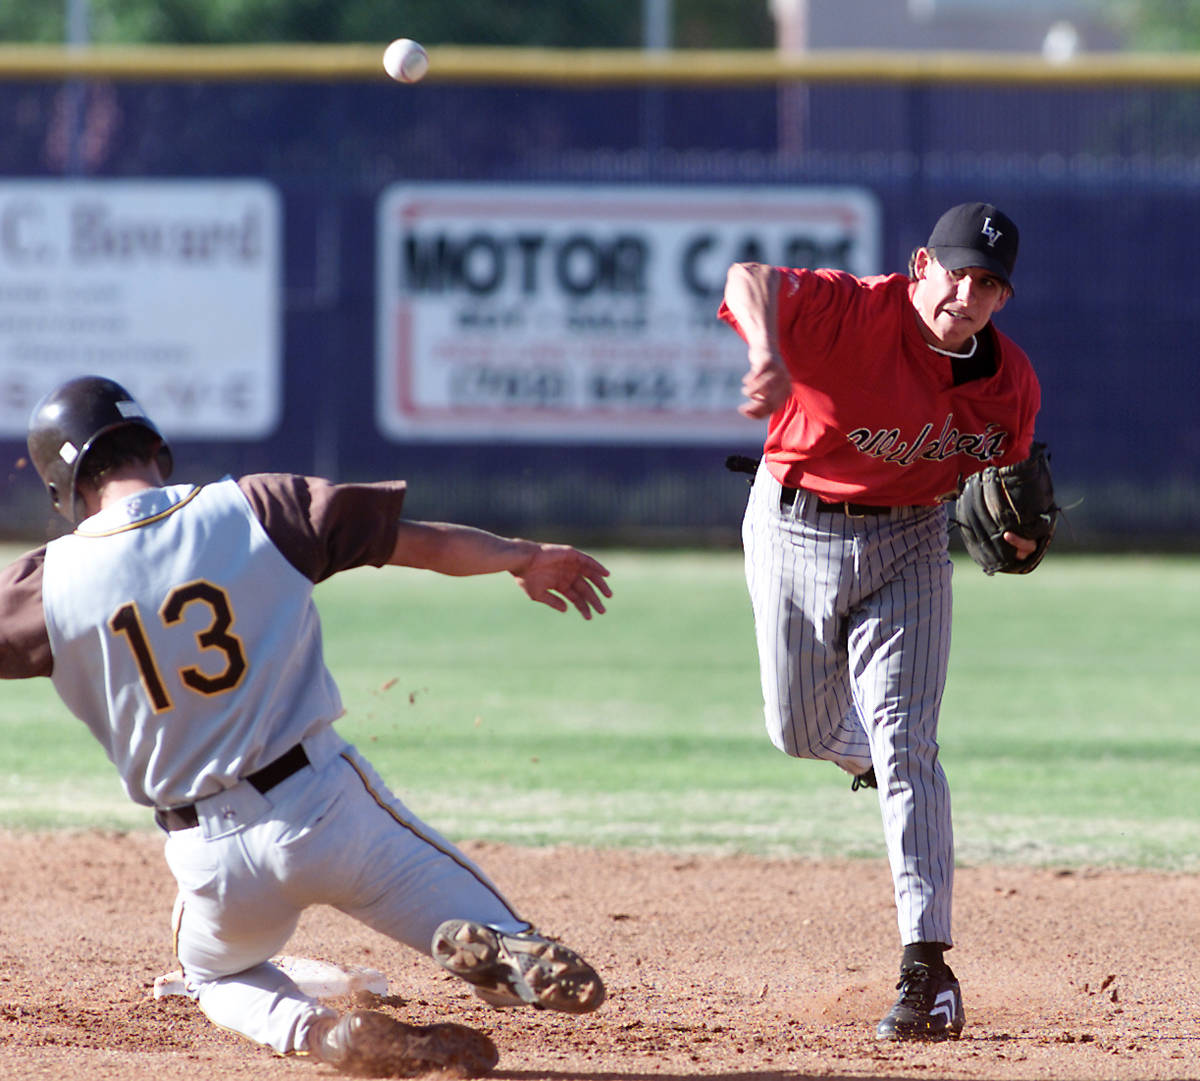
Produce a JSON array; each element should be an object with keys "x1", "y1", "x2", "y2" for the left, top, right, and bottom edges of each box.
[{"x1": 153, "y1": 955, "x2": 389, "y2": 1000}]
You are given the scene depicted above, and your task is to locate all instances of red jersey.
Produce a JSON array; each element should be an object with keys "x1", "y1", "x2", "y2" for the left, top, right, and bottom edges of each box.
[{"x1": 719, "y1": 268, "x2": 1040, "y2": 506}]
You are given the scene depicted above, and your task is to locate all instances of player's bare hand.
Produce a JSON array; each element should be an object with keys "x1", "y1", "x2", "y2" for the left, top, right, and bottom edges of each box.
[
  {"x1": 1003, "y1": 531, "x2": 1038, "y2": 560},
  {"x1": 739, "y1": 354, "x2": 790, "y2": 419},
  {"x1": 512, "y1": 545, "x2": 612, "y2": 619}
]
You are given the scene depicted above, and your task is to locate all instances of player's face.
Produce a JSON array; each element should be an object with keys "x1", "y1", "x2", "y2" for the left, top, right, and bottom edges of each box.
[{"x1": 910, "y1": 250, "x2": 1009, "y2": 352}]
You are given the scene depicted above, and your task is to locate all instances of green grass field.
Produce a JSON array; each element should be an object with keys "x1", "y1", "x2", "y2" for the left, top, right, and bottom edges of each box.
[{"x1": 1, "y1": 545, "x2": 1196, "y2": 871}]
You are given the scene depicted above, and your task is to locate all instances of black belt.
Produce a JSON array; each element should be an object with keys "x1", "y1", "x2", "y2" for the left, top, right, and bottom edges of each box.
[
  {"x1": 155, "y1": 743, "x2": 310, "y2": 832},
  {"x1": 779, "y1": 486, "x2": 893, "y2": 516}
]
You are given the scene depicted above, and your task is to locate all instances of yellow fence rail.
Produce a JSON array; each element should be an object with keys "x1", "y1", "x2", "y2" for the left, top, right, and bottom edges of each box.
[{"x1": 1, "y1": 43, "x2": 1200, "y2": 86}]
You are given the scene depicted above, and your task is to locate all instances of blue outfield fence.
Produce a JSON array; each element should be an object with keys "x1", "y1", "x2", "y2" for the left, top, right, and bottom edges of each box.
[{"x1": 0, "y1": 46, "x2": 1197, "y2": 547}]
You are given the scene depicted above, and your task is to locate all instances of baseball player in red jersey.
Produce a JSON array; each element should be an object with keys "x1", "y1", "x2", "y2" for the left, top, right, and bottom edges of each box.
[
  {"x1": 0, "y1": 376, "x2": 612, "y2": 1076},
  {"x1": 719, "y1": 203, "x2": 1042, "y2": 1040}
]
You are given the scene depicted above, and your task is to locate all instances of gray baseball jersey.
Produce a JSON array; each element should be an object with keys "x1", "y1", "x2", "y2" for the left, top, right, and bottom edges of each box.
[
  {"x1": 43, "y1": 478, "x2": 344, "y2": 808},
  {"x1": 0, "y1": 475, "x2": 528, "y2": 1055}
]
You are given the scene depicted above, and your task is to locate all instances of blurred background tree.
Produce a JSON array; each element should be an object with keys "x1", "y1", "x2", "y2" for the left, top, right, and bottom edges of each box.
[
  {"x1": 1120, "y1": 0, "x2": 1200, "y2": 48},
  {"x1": 1, "y1": 1, "x2": 1193, "y2": 53},
  {"x1": 0, "y1": 0, "x2": 775, "y2": 47}
]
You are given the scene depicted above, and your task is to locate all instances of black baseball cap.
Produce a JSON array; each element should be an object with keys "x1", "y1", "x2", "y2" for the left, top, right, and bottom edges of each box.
[{"x1": 926, "y1": 202, "x2": 1019, "y2": 288}]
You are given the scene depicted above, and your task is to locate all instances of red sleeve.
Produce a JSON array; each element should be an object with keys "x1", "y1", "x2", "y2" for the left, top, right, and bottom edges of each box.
[
  {"x1": 717, "y1": 266, "x2": 845, "y2": 337},
  {"x1": 0, "y1": 547, "x2": 53, "y2": 679},
  {"x1": 236, "y1": 475, "x2": 408, "y2": 584},
  {"x1": 715, "y1": 298, "x2": 741, "y2": 334},
  {"x1": 719, "y1": 268, "x2": 884, "y2": 381}
]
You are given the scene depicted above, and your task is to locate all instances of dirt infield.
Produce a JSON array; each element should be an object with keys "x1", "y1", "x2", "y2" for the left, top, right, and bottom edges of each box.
[{"x1": 1, "y1": 830, "x2": 1197, "y2": 1081}]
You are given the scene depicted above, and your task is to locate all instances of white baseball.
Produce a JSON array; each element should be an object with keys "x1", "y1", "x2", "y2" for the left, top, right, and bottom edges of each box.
[{"x1": 383, "y1": 38, "x2": 429, "y2": 83}]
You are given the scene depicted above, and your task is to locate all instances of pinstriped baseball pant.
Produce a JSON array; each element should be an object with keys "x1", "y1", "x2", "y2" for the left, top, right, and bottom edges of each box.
[{"x1": 743, "y1": 462, "x2": 955, "y2": 947}]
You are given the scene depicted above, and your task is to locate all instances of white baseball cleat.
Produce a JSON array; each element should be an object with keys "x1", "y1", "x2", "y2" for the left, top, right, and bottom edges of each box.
[{"x1": 432, "y1": 919, "x2": 606, "y2": 1014}]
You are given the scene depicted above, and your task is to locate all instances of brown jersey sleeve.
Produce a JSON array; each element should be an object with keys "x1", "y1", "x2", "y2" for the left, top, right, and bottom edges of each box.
[
  {"x1": 0, "y1": 546, "x2": 53, "y2": 679},
  {"x1": 237, "y1": 474, "x2": 408, "y2": 583}
]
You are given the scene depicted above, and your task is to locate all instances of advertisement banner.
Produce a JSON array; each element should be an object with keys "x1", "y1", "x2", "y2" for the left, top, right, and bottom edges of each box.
[
  {"x1": 0, "y1": 180, "x2": 282, "y2": 439},
  {"x1": 376, "y1": 183, "x2": 880, "y2": 443}
]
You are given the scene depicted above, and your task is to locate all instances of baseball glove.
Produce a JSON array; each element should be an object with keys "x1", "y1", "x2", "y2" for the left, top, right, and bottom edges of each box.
[{"x1": 954, "y1": 443, "x2": 1058, "y2": 576}]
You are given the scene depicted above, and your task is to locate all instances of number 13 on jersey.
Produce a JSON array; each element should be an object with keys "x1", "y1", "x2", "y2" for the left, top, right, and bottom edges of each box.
[{"x1": 108, "y1": 580, "x2": 248, "y2": 713}]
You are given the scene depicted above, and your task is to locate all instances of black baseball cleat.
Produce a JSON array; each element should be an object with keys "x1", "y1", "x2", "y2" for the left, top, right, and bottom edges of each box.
[
  {"x1": 306, "y1": 1009, "x2": 498, "y2": 1077},
  {"x1": 876, "y1": 962, "x2": 965, "y2": 1041},
  {"x1": 432, "y1": 919, "x2": 606, "y2": 1014}
]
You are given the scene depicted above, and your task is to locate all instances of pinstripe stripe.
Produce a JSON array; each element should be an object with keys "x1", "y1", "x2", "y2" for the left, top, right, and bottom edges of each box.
[{"x1": 744, "y1": 463, "x2": 955, "y2": 945}]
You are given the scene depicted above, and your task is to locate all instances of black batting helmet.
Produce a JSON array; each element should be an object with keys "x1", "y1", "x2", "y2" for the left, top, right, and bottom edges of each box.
[{"x1": 27, "y1": 375, "x2": 173, "y2": 525}]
